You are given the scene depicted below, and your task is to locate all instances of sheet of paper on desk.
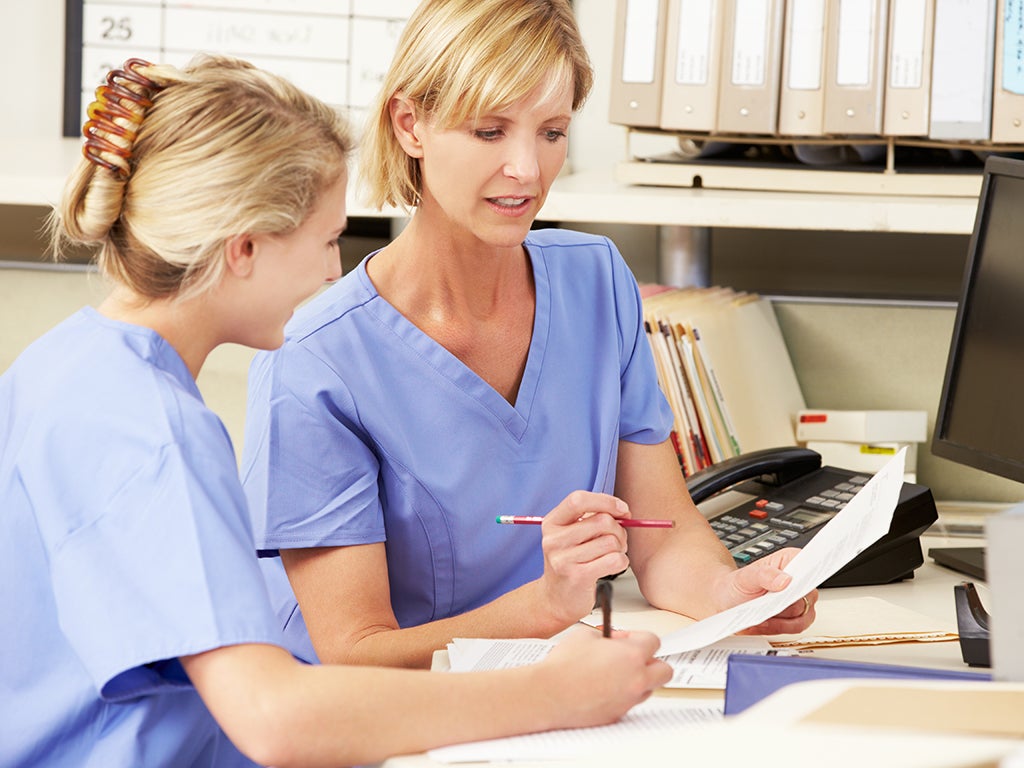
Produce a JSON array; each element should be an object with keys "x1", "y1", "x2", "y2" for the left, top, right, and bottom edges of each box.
[
  {"x1": 658, "y1": 448, "x2": 906, "y2": 656},
  {"x1": 426, "y1": 697, "x2": 723, "y2": 764},
  {"x1": 446, "y1": 637, "x2": 556, "y2": 671},
  {"x1": 446, "y1": 635, "x2": 776, "y2": 689}
]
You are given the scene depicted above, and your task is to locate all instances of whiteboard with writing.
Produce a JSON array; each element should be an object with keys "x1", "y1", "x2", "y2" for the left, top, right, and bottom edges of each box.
[{"x1": 66, "y1": 0, "x2": 420, "y2": 135}]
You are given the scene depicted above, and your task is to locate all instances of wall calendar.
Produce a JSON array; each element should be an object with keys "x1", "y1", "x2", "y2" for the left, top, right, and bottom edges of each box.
[{"x1": 64, "y1": 0, "x2": 420, "y2": 136}]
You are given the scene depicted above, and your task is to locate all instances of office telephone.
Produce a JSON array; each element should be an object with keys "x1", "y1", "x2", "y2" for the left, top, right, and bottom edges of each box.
[{"x1": 686, "y1": 447, "x2": 938, "y2": 588}]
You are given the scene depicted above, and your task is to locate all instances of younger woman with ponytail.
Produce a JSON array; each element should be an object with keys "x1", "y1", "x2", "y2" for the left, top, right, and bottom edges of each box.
[{"x1": 0, "y1": 55, "x2": 669, "y2": 768}]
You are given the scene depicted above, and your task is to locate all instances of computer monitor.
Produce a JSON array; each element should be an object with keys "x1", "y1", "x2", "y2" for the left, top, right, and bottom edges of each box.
[
  {"x1": 930, "y1": 155, "x2": 1024, "y2": 579},
  {"x1": 933, "y1": 156, "x2": 1024, "y2": 481}
]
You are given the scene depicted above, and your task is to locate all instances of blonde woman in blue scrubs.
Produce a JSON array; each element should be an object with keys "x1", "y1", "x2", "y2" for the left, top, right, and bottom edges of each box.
[
  {"x1": 243, "y1": 0, "x2": 819, "y2": 671},
  {"x1": 0, "y1": 55, "x2": 670, "y2": 768}
]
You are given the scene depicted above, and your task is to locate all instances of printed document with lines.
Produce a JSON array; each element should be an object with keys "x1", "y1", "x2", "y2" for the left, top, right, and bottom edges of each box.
[
  {"x1": 426, "y1": 697, "x2": 723, "y2": 763},
  {"x1": 447, "y1": 635, "x2": 777, "y2": 689},
  {"x1": 657, "y1": 448, "x2": 906, "y2": 655}
]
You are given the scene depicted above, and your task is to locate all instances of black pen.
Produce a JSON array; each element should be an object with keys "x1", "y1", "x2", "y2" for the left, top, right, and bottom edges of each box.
[{"x1": 596, "y1": 580, "x2": 613, "y2": 638}]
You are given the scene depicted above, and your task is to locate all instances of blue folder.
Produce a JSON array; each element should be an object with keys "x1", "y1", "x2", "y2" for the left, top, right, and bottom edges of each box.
[{"x1": 724, "y1": 653, "x2": 991, "y2": 716}]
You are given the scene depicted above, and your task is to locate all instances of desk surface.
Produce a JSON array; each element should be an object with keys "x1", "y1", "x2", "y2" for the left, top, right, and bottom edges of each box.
[{"x1": 381, "y1": 533, "x2": 989, "y2": 768}]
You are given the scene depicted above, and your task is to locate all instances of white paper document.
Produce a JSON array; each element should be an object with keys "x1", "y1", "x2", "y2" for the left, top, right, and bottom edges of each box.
[
  {"x1": 426, "y1": 697, "x2": 723, "y2": 763},
  {"x1": 659, "y1": 636, "x2": 778, "y2": 688},
  {"x1": 446, "y1": 635, "x2": 776, "y2": 689},
  {"x1": 446, "y1": 637, "x2": 556, "y2": 672},
  {"x1": 657, "y1": 448, "x2": 907, "y2": 655}
]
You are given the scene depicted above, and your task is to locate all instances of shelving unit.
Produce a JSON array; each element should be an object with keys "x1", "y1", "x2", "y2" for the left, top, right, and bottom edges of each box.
[
  {"x1": 0, "y1": 138, "x2": 982, "y2": 236},
  {"x1": 612, "y1": 127, "x2": 1020, "y2": 196}
]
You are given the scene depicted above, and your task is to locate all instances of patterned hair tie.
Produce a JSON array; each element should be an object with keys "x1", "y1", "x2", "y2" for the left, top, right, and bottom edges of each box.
[{"x1": 82, "y1": 59, "x2": 163, "y2": 179}]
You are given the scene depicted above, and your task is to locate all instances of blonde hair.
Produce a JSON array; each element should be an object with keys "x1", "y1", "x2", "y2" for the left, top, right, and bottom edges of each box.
[
  {"x1": 51, "y1": 55, "x2": 354, "y2": 301},
  {"x1": 361, "y1": 0, "x2": 592, "y2": 210}
]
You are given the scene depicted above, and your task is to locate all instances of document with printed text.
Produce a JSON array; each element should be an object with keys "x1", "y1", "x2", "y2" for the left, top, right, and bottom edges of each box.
[
  {"x1": 657, "y1": 448, "x2": 907, "y2": 655},
  {"x1": 446, "y1": 634, "x2": 779, "y2": 689}
]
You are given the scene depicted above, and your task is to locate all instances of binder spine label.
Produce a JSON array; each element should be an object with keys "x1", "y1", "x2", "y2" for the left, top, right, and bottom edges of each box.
[
  {"x1": 889, "y1": 0, "x2": 927, "y2": 89},
  {"x1": 677, "y1": 0, "x2": 715, "y2": 85},
  {"x1": 1003, "y1": 0, "x2": 1024, "y2": 94},
  {"x1": 836, "y1": 0, "x2": 877, "y2": 87},
  {"x1": 788, "y1": 0, "x2": 826, "y2": 90},
  {"x1": 622, "y1": 0, "x2": 661, "y2": 83},
  {"x1": 731, "y1": 0, "x2": 771, "y2": 86}
]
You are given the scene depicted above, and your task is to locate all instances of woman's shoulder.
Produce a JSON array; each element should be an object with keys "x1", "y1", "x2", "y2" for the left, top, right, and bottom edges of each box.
[
  {"x1": 285, "y1": 261, "x2": 376, "y2": 345},
  {"x1": 525, "y1": 228, "x2": 632, "y2": 285},
  {"x1": 524, "y1": 227, "x2": 613, "y2": 251}
]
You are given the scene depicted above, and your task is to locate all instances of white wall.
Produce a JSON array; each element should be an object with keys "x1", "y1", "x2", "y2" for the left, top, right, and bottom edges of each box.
[{"x1": 1, "y1": 1, "x2": 65, "y2": 139}]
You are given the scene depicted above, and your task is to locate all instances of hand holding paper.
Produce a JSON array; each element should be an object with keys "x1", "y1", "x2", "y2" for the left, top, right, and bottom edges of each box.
[{"x1": 657, "y1": 448, "x2": 907, "y2": 655}]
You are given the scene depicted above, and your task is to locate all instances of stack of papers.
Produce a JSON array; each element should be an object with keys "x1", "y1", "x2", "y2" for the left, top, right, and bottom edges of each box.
[
  {"x1": 446, "y1": 634, "x2": 783, "y2": 690},
  {"x1": 426, "y1": 697, "x2": 722, "y2": 764}
]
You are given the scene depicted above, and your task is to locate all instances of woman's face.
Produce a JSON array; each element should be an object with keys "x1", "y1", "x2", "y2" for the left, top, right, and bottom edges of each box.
[
  {"x1": 242, "y1": 172, "x2": 348, "y2": 349},
  {"x1": 413, "y1": 75, "x2": 574, "y2": 251}
]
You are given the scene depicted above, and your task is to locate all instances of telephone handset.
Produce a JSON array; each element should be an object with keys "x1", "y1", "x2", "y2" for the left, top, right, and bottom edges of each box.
[{"x1": 687, "y1": 447, "x2": 938, "y2": 588}]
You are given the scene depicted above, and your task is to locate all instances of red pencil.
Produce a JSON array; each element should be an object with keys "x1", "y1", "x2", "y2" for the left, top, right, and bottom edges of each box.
[{"x1": 495, "y1": 515, "x2": 674, "y2": 528}]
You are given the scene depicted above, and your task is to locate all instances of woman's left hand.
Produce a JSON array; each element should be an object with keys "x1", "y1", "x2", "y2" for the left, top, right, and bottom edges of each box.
[{"x1": 720, "y1": 547, "x2": 818, "y2": 635}]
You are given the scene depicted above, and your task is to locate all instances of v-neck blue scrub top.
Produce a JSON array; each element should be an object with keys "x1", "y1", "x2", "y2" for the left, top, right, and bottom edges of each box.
[
  {"x1": 0, "y1": 308, "x2": 282, "y2": 768},
  {"x1": 242, "y1": 229, "x2": 674, "y2": 662}
]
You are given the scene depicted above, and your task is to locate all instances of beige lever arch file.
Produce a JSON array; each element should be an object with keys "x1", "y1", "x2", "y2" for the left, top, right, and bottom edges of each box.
[
  {"x1": 882, "y1": 0, "x2": 934, "y2": 136},
  {"x1": 610, "y1": 0, "x2": 669, "y2": 128},
  {"x1": 823, "y1": 0, "x2": 890, "y2": 135},
  {"x1": 659, "y1": 0, "x2": 726, "y2": 132},
  {"x1": 778, "y1": 0, "x2": 828, "y2": 136},
  {"x1": 716, "y1": 0, "x2": 785, "y2": 135}
]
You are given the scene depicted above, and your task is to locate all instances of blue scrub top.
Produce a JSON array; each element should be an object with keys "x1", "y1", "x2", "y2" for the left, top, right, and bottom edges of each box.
[
  {"x1": 0, "y1": 308, "x2": 283, "y2": 767},
  {"x1": 243, "y1": 229, "x2": 674, "y2": 662}
]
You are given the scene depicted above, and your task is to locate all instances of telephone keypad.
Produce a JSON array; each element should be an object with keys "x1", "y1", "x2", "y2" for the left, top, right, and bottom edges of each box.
[{"x1": 709, "y1": 474, "x2": 871, "y2": 566}]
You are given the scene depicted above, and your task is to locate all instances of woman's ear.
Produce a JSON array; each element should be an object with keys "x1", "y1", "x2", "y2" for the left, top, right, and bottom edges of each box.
[
  {"x1": 390, "y1": 93, "x2": 424, "y2": 159},
  {"x1": 224, "y1": 234, "x2": 256, "y2": 278}
]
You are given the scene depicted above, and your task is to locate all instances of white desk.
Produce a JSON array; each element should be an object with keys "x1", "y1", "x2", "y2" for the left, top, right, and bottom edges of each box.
[{"x1": 381, "y1": 533, "x2": 990, "y2": 768}]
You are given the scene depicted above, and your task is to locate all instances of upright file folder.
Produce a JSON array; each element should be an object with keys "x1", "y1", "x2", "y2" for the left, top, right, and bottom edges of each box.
[
  {"x1": 716, "y1": 0, "x2": 785, "y2": 134},
  {"x1": 610, "y1": 0, "x2": 669, "y2": 128},
  {"x1": 823, "y1": 0, "x2": 890, "y2": 136},
  {"x1": 930, "y1": 0, "x2": 997, "y2": 141},
  {"x1": 778, "y1": 0, "x2": 828, "y2": 136},
  {"x1": 659, "y1": 0, "x2": 725, "y2": 132},
  {"x1": 882, "y1": 0, "x2": 934, "y2": 136},
  {"x1": 991, "y1": 0, "x2": 1024, "y2": 143}
]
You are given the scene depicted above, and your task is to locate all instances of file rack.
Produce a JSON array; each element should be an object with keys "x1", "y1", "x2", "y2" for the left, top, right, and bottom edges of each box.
[{"x1": 616, "y1": 128, "x2": 1024, "y2": 198}]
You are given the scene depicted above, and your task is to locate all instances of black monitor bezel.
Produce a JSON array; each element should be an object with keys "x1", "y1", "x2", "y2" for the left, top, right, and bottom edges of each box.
[{"x1": 932, "y1": 155, "x2": 1024, "y2": 484}]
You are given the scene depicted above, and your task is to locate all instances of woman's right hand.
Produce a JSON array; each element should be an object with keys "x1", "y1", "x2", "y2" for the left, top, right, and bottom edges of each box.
[
  {"x1": 536, "y1": 491, "x2": 634, "y2": 624},
  {"x1": 536, "y1": 627, "x2": 672, "y2": 728}
]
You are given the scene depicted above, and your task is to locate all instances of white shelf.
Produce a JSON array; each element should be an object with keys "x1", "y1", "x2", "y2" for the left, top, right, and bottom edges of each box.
[
  {"x1": 1, "y1": 139, "x2": 981, "y2": 235},
  {"x1": 545, "y1": 168, "x2": 980, "y2": 234}
]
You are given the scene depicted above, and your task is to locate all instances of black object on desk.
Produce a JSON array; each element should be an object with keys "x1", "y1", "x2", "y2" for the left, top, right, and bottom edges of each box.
[
  {"x1": 687, "y1": 446, "x2": 938, "y2": 588},
  {"x1": 954, "y1": 581, "x2": 991, "y2": 668},
  {"x1": 929, "y1": 546, "x2": 987, "y2": 581}
]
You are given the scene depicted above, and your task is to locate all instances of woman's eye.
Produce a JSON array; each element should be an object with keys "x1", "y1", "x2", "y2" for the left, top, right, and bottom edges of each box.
[{"x1": 474, "y1": 129, "x2": 502, "y2": 141}]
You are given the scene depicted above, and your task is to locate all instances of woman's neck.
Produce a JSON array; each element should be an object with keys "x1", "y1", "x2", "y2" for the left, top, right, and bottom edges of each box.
[{"x1": 98, "y1": 286, "x2": 217, "y2": 379}]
